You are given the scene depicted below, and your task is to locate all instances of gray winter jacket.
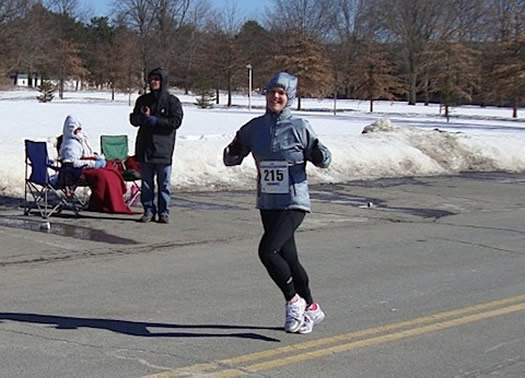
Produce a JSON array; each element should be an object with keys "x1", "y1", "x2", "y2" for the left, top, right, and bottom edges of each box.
[{"x1": 223, "y1": 72, "x2": 331, "y2": 212}]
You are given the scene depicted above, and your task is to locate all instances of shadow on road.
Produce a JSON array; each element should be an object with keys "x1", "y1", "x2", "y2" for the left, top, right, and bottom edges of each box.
[{"x1": 0, "y1": 312, "x2": 281, "y2": 342}]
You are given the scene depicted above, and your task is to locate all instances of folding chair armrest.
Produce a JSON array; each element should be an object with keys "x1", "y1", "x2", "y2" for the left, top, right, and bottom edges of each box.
[{"x1": 47, "y1": 159, "x2": 60, "y2": 171}]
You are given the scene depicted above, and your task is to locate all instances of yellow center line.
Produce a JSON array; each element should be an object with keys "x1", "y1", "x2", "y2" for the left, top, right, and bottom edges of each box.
[
  {"x1": 144, "y1": 294, "x2": 525, "y2": 378},
  {"x1": 215, "y1": 301, "x2": 525, "y2": 377}
]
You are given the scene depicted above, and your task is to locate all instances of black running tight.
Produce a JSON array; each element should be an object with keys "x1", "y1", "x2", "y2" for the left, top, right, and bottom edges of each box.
[{"x1": 258, "y1": 209, "x2": 313, "y2": 304}]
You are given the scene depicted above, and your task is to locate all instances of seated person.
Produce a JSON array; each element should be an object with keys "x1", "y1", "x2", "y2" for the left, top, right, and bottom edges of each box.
[
  {"x1": 58, "y1": 115, "x2": 134, "y2": 214},
  {"x1": 59, "y1": 115, "x2": 106, "y2": 169}
]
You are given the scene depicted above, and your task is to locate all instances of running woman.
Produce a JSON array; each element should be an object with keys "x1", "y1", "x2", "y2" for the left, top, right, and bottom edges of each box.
[{"x1": 223, "y1": 72, "x2": 332, "y2": 334}]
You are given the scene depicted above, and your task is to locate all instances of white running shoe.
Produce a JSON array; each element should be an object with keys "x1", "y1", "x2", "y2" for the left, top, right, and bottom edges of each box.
[
  {"x1": 284, "y1": 297, "x2": 307, "y2": 333},
  {"x1": 298, "y1": 303, "x2": 325, "y2": 334}
]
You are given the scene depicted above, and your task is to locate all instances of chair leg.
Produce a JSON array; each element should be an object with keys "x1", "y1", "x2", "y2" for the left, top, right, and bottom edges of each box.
[{"x1": 125, "y1": 182, "x2": 141, "y2": 206}]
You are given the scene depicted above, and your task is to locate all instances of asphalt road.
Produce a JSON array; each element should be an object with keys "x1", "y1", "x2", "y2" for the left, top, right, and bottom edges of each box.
[{"x1": 0, "y1": 173, "x2": 524, "y2": 377}]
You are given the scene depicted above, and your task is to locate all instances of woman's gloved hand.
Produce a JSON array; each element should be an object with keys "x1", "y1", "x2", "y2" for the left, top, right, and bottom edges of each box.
[{"x1": 310, "y1": 139, "x2": 324, "y2": 165}]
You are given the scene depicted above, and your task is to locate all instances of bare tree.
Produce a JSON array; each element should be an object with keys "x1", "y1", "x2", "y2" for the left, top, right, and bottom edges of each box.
[
  {"x1": 113, "y1": 0, "x2": 155, "y2": 91},
  {"x1": 10, "y1": 2, "x2": 56, "y2": 86},
  {"x1": 370, "y1": 0, "x2": 453, "y2": 105},
  {"x1": 170, "y1": 0, "x2": 210, "y2": 93},
  {"x1": 149, "y1": 0, "x2": 192, "y2": 67},
  {"x1": 0, "y1": 0, "x2": 34, "y2": 25},
  {"x1": 44, "y1": 0, "x2": 79, "y2": 15},
  {"x1": 114, "y1": 0, "x2": 208, "y2": 91},
  {"x1": 485, "y1": 0, "x2": 525, "y2": 40},
  {"x1": 200, "y1": 2, "x2": 245, "y2": 106},
  {"x1": 111, "y1": 26, "x2": 143, "y2": 102},
  {"x1": 0, "y1": 0, "x2": 35, "y2": 82},
  {"x1": 330, "y1": 0, "x2": 369, "y2": 100},
  {"x1": 445, "y1": 0, "x2": 488, "y2": 40},
  {"x1": 268, "y1": 0, "x2": 334, "y2": 40}
]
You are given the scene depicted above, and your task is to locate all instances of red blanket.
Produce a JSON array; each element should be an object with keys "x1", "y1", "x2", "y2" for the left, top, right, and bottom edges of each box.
[{"x1": 83, "y1": 166, "x2": 136, "y2": 214}]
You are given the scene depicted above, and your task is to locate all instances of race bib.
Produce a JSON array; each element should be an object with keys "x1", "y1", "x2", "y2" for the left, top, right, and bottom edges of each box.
[{"x1": 259, "y1": 161, "x2": 289, "y2": 194}]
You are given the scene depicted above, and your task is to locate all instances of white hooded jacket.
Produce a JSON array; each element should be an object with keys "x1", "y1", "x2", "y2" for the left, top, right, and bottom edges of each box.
[{"x1": 59, "y1": 115, "x2": 97, "y2": 168}]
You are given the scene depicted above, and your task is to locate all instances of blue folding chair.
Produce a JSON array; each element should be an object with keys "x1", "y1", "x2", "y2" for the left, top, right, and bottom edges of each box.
[{"x1": 24, "y1": 140, "x2": 86, "y2": 218}]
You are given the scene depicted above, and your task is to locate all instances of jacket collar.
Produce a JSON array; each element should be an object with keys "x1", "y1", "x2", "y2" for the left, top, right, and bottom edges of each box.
[{"x1": 266, "y1": 107, "x2": 292, "y2": 122}]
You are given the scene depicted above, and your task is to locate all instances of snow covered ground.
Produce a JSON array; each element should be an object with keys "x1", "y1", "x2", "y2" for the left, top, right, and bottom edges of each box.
[{"x1": 1, "y1": 89, "x2": 524, "y2": 198}]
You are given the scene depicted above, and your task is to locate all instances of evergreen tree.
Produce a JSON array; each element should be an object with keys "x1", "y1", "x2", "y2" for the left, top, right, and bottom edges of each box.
[
  {"x1": 36, "y1": 80, "x2": 56, "y2": 102},
  {"x1": 194, "y1": 86, "x2": 215, "y2": 109},
  {"x1": 84, "y1": 16, "x2": 115, "y2": 88},
  {"x1": 236, "y1": 21, "x2": 275, "y2": 92},
  {"x1": 171, "y1": 24, "x2": 203, "y2": 94},
  {"x1": 197, "y1": 27, "x2": 228, "y2": 105}
]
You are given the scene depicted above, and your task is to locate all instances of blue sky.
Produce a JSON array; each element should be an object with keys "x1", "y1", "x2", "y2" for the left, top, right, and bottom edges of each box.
[{"x1": 81, "y1": 0, "x2": 273, "y2": 21}]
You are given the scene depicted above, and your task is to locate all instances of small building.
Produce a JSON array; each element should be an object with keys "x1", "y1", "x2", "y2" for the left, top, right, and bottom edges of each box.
[{"x1": 12, "y1": 73, "x2": 42, "y2": 87}]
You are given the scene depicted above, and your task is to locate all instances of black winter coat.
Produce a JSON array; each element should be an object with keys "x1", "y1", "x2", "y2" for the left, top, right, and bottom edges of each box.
[{"x1": 130, "y1": 68, "x2": 183, "y2": 164}]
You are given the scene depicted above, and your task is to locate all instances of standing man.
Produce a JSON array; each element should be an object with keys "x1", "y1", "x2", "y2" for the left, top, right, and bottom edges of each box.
[{"x1": 130, "y1": 67, "x2": 183, "y2": 223}]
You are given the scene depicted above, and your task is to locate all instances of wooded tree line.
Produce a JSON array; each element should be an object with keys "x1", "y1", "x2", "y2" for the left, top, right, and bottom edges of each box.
[{"x1": 1, "y1": 0, "x2": 524, "y2": 116}]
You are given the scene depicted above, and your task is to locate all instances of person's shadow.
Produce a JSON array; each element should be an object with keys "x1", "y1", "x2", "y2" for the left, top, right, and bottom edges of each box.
[{"x1": 0, "y1": 312, "x2": 281, "y2": 342}]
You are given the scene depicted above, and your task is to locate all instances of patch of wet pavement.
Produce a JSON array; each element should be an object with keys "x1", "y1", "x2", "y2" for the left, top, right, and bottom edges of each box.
[
  {"x1": 0, "y1": 217, "x2": 138, "y2": 245},
  {"x1": 341, "y1": 177, "x2": 430, "y2": 188},
  {"x1": 458, "y1": 172, "x2": 525, "y2": 184},
  {"x1": 310, "y1": 189, "x2": 455, "y2": 218},
  {"x1": 374, "y1": 206, "x2": 455, "y2": 218},
  {"x1": 171, "y1": 196, "x2": 247, "y2": 211}
]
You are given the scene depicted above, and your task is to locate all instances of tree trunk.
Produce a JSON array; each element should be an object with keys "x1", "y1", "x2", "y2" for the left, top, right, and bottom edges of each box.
[
  {"x1": 227, "y1": 77, "x2": 232, "y2": 107},
  {"x1": 369, "y1": 99, "x2": 374, "y2": 112},
  {"x1": 59, "y1": 78, "x2": 64, "y2": 99},
  {"x1": 513, "y1": 100, "x2": 518, "y2": 118},
  {"x1": 423, "y1": 78, "x2": 429, "y2": 106},
  {"x1": 142, "y1": 66, "x2": 147, "y2": 94},
  {"x1": 409, "y1": 72, "x2": 417, "y2": 105}
]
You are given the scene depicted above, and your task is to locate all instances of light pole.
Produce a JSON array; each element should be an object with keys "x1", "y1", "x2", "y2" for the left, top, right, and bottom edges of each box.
[{"x1": 246, "y1": 64, "x2": 253, "y2": 111}]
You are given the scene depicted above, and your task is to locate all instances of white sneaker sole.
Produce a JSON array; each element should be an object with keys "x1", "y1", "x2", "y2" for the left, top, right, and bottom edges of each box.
[
  {"x1": 285, "y1": 318, "x2": 305, "y2": 333},
  {"x1": 298, "y1": 310, "x2": 325, "y2": 334},
  {"x1": 284, "y1": 298, "x2": 307, "y2": 333}
]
